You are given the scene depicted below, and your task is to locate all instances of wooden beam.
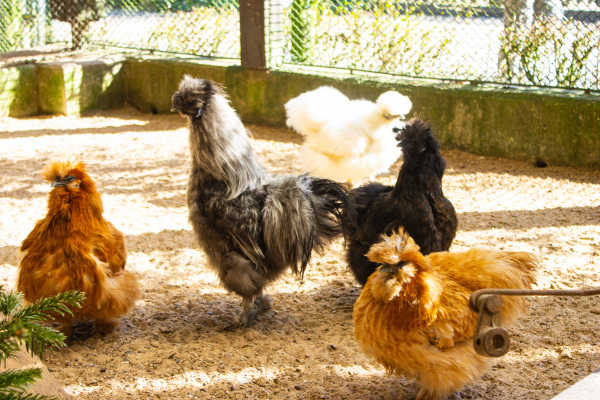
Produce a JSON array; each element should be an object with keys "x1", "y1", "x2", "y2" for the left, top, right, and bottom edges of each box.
[{"x1": 240, "y1": 0, "x2": 266, "y2": 69}]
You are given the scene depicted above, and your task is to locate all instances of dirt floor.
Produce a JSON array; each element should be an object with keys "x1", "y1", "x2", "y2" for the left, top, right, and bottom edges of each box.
[{"x1": 0, "y1": 107, "x2": 599, "y2": 400}]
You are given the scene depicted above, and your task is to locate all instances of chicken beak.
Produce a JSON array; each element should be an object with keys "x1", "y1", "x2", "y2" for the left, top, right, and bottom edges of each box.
[
  {"x1": 51, "y1": 180, "x2": 66, "y2": 187},
  {"x1": 170, "y1": 105, "x2": 181, "y2": 112},
  {"x1": 378, "y1": 265, "x2": 397, "y2": 274},
  {"x1": 384, "y1": 113, "x2": 402, "y2": 121}
]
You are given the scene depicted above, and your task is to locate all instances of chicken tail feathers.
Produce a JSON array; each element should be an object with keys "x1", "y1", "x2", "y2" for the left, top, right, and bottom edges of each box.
[
  {"x1": 261, "y1": 175, "x2": 357, "y2": 279},
  {"x1": 308, "y1": 177, "x2": 358, "y2": 244},
  {"x1": 262, "y1": 176, "x2": 317, "y2": 279}
]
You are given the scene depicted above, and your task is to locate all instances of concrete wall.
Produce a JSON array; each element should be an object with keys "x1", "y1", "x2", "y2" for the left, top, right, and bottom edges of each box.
[
  {"x1": 1, "y1": 55, "x2": 599, "y2": 168},
  {"x1": 0, "y1": 56, "x2": 126, "y2": 117}
]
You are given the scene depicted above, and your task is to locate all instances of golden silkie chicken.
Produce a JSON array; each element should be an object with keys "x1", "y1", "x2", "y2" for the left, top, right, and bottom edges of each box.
[
  {"x1": 353, "y1": 229, "x2": 537, "y2": 400},
  {"x1": 17, "y1": 159, "x2": 140, "y2": 340}
]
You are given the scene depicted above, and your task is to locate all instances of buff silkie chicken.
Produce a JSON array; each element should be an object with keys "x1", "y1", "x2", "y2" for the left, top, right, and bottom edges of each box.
[
  {"x1": 171, "y1": 76, "x2": 357, "y2": 328},
  {"x1": 353, "y1": 229, "x2": 537, "y2": 400},
  {"x1": 285, "y1": 86, "x2": 412, "y2": 187},
  {"x1": 17, "y1": 159, "x2": 140, "y2": 340}
]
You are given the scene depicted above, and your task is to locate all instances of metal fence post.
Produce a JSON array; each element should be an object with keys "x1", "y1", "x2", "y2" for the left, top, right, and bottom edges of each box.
[
  {"x1": 36, "y1": 0, "x2": 47, "y2": 46},
  {"x1": 266, "y1": 0, "x2": 284, "y2": 69}
]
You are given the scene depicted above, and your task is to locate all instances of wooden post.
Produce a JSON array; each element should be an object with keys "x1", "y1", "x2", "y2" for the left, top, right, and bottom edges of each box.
[{"x1": 240, "y1": 0, "x2": 266, "y2": 69}]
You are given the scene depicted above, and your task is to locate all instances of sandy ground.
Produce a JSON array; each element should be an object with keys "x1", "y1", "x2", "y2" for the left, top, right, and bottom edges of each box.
[{"x1": 0, "y1": 107, "x2": 599, "y2": 400}]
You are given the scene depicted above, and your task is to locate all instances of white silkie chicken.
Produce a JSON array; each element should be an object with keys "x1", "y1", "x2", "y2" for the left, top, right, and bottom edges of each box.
[{"x1": 285, "y1": 86, "x2": 412, "y2": 187}]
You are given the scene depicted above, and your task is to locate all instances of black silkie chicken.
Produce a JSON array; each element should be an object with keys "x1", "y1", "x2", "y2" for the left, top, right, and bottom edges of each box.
[
  {"x1": 172, "y1": 76, "x2": 357, "y2": 327},
  {"x1": 345, "y1": 117, "x2": 458, "y2": 286}
]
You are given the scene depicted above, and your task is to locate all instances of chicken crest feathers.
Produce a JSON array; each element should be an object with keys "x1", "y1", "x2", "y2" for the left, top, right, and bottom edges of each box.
[
  {"x1": 174, "y1": 75, "x2": 225, "y2": 103},
  {"x1": 42, "y1": 158, "x2": 88, "y2": 182},
  {"x1": 376, "y1": 91, "x2": 412, "y2": 119},
  {"x1": 394, "y1": 116, "x2": 439, "y2": 154},
  {"x1": 366, "y1": 227, "x2": 420, "y2": 266},
  {"x1": 365, "y1": 228, "x2": 441, "y2": 310}
]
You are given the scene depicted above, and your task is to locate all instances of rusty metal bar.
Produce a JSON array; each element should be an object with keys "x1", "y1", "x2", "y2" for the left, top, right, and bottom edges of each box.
[
  {"x1": 469, "y1": 287, "x2": 600, "y2": 357},
  {"x1": 469, "y1": 287, "x2": 600, "y2": 313}
]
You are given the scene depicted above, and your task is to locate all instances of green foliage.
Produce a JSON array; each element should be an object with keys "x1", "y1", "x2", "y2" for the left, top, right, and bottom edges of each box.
[
  {"x1": 500, "y1": 17, "x2": 600, "y2": 89},
  {"x1": 145, "y1": 5, "x2": 239, "y2": 56},
  {"x1": 0, "y1": 286, "x2": 84, "y2": 400},
  {"x1": 285, "y1": 0, "x2": 453, "y2": 76},
  {"x1": 0, "y1": 368, "x2": 43, "y2": 396},
  {"x1": 0, "y1": 1, "x2": 23, "y2": 52}
]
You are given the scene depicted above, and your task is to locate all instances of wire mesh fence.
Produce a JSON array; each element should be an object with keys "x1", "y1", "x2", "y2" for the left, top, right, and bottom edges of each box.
[
  {"x1": 0, "y1": 0, "x2": 240, "y2": 59},
  {"x1": 285, "y1": 0, "x2": 600, "y2": 90},
  {"x1": 1, "y1": 0, "x2": 598, "y2": 91}
]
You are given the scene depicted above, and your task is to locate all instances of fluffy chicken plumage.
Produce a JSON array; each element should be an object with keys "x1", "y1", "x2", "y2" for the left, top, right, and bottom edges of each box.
[
  {"x1": 172, "y1": 76, "x2": 357, "y2": 327},
  {"x1": 353, "y1": 229, "x2": 537, "y2": 400},
  {"x1": 346, "y1": 117, "x2": 458, "y2": 285},
  {"x1": 285, "y1": 86, "x2": 412, "y2": 187},
  {"x1": 17, "y1": 159, "x2": 140, "y2": 339}
]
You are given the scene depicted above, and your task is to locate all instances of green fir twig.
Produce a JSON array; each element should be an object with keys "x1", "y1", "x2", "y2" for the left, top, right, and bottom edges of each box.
[{"x1": 0, "y1": 285, "x2": 84, "y2": 400}]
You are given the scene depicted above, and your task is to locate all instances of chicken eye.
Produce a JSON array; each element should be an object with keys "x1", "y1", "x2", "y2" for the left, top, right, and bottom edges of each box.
[
  {"x1": 66, "y1": 175, "x2": 75, "y2": 182},
  {"x1": 379, "y1": 263, "x2": 397, "y2": 274}
]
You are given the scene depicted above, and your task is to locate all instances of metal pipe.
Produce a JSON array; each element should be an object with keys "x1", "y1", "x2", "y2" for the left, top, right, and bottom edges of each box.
[
  {"x1": 469, "y1": 287, "x2": 600, "y2": 357},
  {"x1": 469, "y1": 287, "x2": 600, "y2": 313}
]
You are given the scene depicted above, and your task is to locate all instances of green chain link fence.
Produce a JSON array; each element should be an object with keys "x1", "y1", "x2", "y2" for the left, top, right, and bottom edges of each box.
[{"x1": 1, "y1": 0, "x2": 598, "y2": 90}]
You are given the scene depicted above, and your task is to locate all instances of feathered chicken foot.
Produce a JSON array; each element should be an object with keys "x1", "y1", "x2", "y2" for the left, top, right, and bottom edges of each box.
[
  {"x1": 415, "y1": 388, "x2": 441, "y2": 400},
  {"x1": 94, "y1": 318, "x2": 119, "y2": 334},
  {"x1": 65, "y1": 319, "x2": 95, "y2": 343},
  {"x1": 415, "y1": 388, "x2": 463, "y2": 400},
  {"x1": 233, "y1": 293, "x2": 273, "y2": 328}
]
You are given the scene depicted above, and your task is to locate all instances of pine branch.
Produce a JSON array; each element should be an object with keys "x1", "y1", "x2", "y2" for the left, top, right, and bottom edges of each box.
[
  {"x1": 0, "y1": 390, "x2": 57, "y2": 400},
  {"x1": 1, "y1": 289, "x2": 85, "y2": 358},
  {"x1": 10, "y1": 291, "x2": 85, "y2": 325},
  {"x1": 0, "y1": 286, "x2": 84, "y2": 400},
  {"x1": 0, "y1": 327, "x2": 21, "y2": 367},
  {"x1": 0, "y1": 290, "x2": 22, "y2": 317},
  {"x1": 0, "y1": 368, "x2": 42, "y2": 393},
  {"x1": 20, "y1": 324, "x2": 68, "y2": 359}
]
